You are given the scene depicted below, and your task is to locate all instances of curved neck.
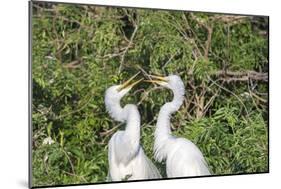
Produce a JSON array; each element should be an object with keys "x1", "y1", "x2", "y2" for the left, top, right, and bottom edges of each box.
[
  {"x1": 155, "y1": 87, "x2": 184, "y2": 140},
  {"x1": 105, "y1": 96, "x2": 125, "y2": 122},
  {"x1": 105, "y1": 96, "x2": 141, "y2": 142},
  {"x1": 123, "y1": 105, "x2": 141, "y2": 142}
]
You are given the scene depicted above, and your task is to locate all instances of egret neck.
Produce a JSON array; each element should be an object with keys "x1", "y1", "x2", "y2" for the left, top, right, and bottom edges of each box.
[
  {"x1": 123, "y1": 105, "x2": 141, "y2": 150},
  {"x1": 156, "y1": 87, "x2": 184, "y2": 140}
]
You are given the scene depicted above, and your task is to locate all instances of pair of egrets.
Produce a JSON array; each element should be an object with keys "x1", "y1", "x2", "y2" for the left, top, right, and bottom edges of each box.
[{"x1": 105, "y1": 72, "x2": 211, "y2": 181}]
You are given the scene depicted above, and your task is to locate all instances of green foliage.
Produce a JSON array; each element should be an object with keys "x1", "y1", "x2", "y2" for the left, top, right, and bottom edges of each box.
[{"x1": 32, "y1": 2, "x2": 268, "y2": 187}]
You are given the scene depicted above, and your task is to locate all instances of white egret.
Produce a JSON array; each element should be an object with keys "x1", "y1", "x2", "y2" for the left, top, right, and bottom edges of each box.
[
  {"x1": 105, "y1": 73, "x2": 162, "y2": 181},
  {"x1": 146, "y1": 74, "x2": 211, "y2": 177}
]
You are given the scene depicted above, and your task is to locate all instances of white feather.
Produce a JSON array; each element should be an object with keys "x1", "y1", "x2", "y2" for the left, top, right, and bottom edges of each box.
[
  {"x1": 105, "y1": 85, "x2": 162, "y2": 181},
  {"x1": 153, "y1": 75, "x2": 211, "y2": 177}
]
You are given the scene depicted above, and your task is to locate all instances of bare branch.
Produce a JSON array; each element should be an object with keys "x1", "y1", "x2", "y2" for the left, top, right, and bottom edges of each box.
[
  {"x1": 163, "y1": 50, "x2": 180, "y2": 68},
  {"x1": 118, "y1": 25, "x2": 139, "y2": 74},
  {"x1": 61, "y1": 148, "x2": 76, "y2": 175},
  {"x1": 204, "y1": 26, "x2": 213, "y2": 59},
  {"x1": 208, "y1": 76, "x2": 250, "y2": 116},
  {"x1": 213, "y1": 70, "x2": 268, "y2": 82},
  {"x1": 100, "y1": 123, "x2": 122, "y2": 137}
]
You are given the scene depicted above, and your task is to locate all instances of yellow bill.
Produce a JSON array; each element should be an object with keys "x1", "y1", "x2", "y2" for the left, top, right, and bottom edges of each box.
[
  {"x1": 144, "y1": 74, "x2": 168, "y2": 85},
  {"x1": 126, "y1": 78, "x2": 144, "y2": 89},
  {"x1": 117, "y1": 72, "x2": 142, "y2": 91},
  {"x1": 143, "y1": 80, "x2": 163, "y2": 85},
  {"x1": 148, "y1": 74, "x2": 168, "y2": 82}
]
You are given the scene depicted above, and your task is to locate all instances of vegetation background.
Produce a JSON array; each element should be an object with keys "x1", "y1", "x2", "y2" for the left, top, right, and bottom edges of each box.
[{"x1": 31, "y1": 1, "x2": 269, "y2": 187}]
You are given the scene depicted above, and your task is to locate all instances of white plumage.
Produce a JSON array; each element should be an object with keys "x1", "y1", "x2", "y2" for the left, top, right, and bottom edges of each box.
[
  {"x1": 149, "y1": 75, "x2": 211, "y2": 177},
  {"x1": 105, "y1": 81, "x2": 161, "y2": 181}
]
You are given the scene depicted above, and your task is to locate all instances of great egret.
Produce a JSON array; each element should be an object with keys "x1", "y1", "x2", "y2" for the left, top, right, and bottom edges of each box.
[
  {"x1": 146, "y1": 74, "x2": 211, "y2": 177},
  {"x1": 105, "y1": 73, "x2": 162, "y2": 181}
]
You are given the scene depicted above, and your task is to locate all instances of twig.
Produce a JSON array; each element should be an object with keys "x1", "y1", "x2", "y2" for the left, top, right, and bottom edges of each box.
[
  {"x1": 212, "y1": 15, "x2": 250, "y2": 25},
  {"x1": 250, "y1": 91, "x2": 267, "y2": 103},
  {"x1": 63, "y1": 59, "x2": 83, "y2": 69},
  {"x1": 203, "y1": 92, "x2": 219, "y2": 115},
  {"x1": 246, "y1": 80, "x2": 261, "y2": 111},
  {"x1": 141, "y1": 117, "x2": 157, "y2": 128},
  {"x1": 137, "y1": 65, "x2": 158, "y2": 88},
  {"x1": 132, "y1": 88, "x2": 146, "y2": 96},
  {"x1": 62, "y1": 170, "x2": 88, "y2": 182},
  {"x1": 100, "y1": 123, "x2": 123, "y2": 137},
  {"x1": 52, "y1": 8, "x2": 62, "y2": 63},
  {"x1": 137, "y1": 65, "x2": 150, "y2": 77},
  {"x1": 32, "y1": 3, "x2": 56, "y2": 12},
  {"x1": 137, "y1": 87, "x2": 164, "y2": 106},
  {"x1": 61, "y1": 148, "x2": 76, "y2": 175},
  {"x1": 204, "y1": 26, "x2": 213, "y2": 59},
  {"x1": 163, "y1": 50, "x2": 180, "y2": 68},
  {"x1": 182, "y1": 13, "x2": 204, "y2": 58},
  {"x1": 118, "y1": 25, "x2": 139, "y2": 74},
  {"x1": 190, "y1": 13, "x2": 209, "y2": 30},
  {"x1": 213, "y1": 70, "x2": 268, "y2": 82},
  {"x1": 53, "y1": 92, "x2": 94, "y2": 120},
  {"x1": 208, "y1": 76, "x2": 249, "y2": 116},
  {"x1": 96, "y1": 51, "x2": 124, "y2": 60}
]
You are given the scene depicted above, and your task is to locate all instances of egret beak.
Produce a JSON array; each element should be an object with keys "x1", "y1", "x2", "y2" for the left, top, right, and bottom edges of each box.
[
  {"x1": 148, "y1": 75, "x2": 168, "y2": 82},
  {"x1": 144, "y1": 74, "x2": 168, "y2": 85},
  {"x1": 117, "y1": 72, "x2": 142, "y2": 91},
  {"x1": 126, "y1": 78, "x2": 144, "y2": 89}
]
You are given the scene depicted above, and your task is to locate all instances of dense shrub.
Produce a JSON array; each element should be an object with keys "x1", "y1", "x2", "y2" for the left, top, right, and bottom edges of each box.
[{"x1": 31, "y1": 2, "x2": 268, "y2": 187}]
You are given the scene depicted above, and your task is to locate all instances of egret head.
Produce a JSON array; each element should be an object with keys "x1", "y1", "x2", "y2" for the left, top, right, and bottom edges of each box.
[
  {"x1": 145, "y1": 74, "x2": 185, "y2": 95},
  {"x1": 105, "y1": 72, "x2": 143, "y2": 102},
  {"x1": 105, "y1": 72, "x2": 143, "y2": 122}
]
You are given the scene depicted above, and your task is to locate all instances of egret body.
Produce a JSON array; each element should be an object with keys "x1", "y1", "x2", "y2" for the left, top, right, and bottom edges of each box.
[
  {"x1": 147, "y1": 75, "x2": 211, "y2": 177},
  {"x1": 105, "y1": 74, "x2": 161, "y2": 181}
]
